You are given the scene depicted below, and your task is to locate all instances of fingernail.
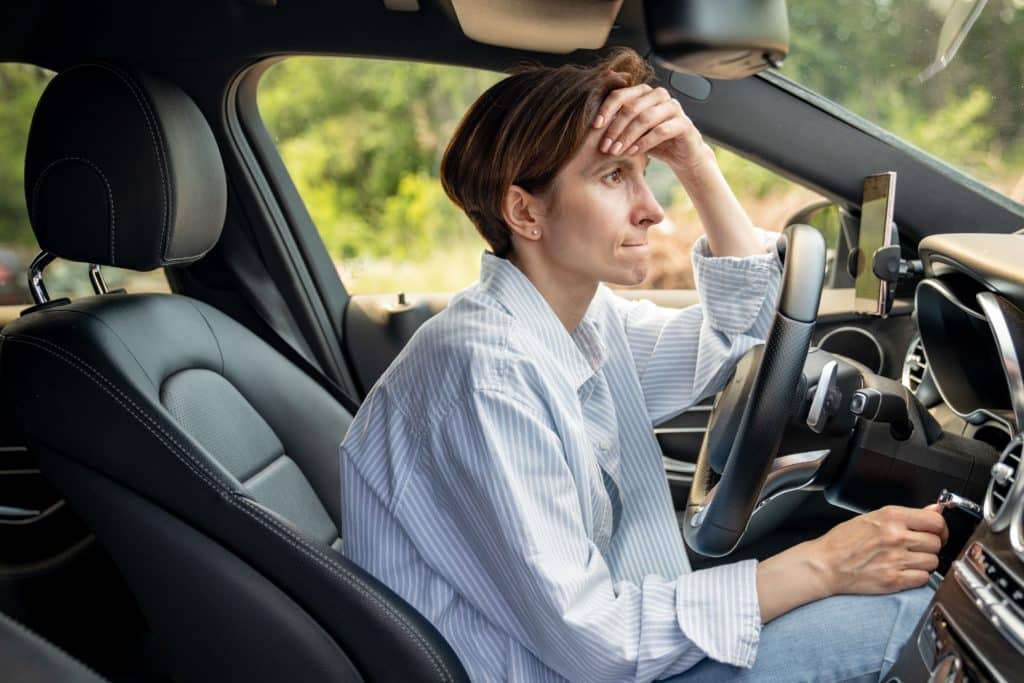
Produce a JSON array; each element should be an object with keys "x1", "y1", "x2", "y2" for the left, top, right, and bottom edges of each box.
[
  {"x1": 601, "y1": 137, "x2": 613, "y2": 153},
  {"x1": 594, "y1": 114, "x2": 605, "y2": 128},
  {"x1": 627, "y1": 145, "x2": 639, "y2": 156},
  {"x1": 611, "y1": 141, "x2": 623, "y2": 155}
]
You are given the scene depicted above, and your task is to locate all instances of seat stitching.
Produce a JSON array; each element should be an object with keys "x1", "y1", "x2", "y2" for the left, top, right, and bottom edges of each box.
[
  {"x1": 31, "y1": 307, "x2": 160, "y2": 393},
  {"x1": 230, "y1": 496, "x2": 454, "y2": 682},
  {"x1": 29, "y1": 156, "x2": 116, "y2": 264},
  {"x1": 3, "y1": 334, "x2": 455, "y2": 682},
  {"x1": 86, "y1": 64, "x2": 169, "y2": 262},
  {"x1": 5, "y1": 334, "x2": 226, "y2": 489},
  {"x1": 112, "y1": 66, "x2": 175, "y2": 260}
]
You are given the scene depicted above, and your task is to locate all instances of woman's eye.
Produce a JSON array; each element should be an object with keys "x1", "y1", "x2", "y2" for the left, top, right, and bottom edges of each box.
[{"x1": 604, "y1": 168, "x2": 623, "y2": 184}]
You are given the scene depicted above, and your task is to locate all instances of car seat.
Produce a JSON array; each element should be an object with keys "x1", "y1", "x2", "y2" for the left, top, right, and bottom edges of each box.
[{"x1": 0, "y1": 63, "x2": 468, "y2": 683}]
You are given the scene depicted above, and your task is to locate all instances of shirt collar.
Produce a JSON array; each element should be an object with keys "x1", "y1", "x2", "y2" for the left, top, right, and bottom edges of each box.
[{"x1": 479, "y1": 251, "x2": 607, "y2": 390}]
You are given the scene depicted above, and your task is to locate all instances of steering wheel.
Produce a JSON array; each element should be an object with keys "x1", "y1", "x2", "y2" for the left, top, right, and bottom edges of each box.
[{"x1": 683, "y1": 224, "x2": 827, "y2": 557}]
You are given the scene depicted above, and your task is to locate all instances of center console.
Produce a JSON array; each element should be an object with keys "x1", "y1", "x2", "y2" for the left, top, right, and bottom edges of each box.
[{"x1": 886, "y1": 436, "x2": 1024, "y2": 681}]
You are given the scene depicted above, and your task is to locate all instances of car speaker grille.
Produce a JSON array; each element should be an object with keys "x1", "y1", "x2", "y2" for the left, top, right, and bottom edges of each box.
[
  {"x1": 901, "y1": 335, "x2": 927, "y2": 394},
  {"x1": 986, "y1": 435, "x2": 1022, "y2": 530}
]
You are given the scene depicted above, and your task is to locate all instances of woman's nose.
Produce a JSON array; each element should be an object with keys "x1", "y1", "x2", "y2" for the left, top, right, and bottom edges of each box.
[{"x1": 635, "y1": 182, "x2": 665, "y2": 227}]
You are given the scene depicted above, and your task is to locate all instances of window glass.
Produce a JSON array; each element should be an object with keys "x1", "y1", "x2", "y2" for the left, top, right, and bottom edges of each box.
[
  {"x1": 641, "y1": 149, "x2": 826, "y2": 289},
  {"x1": 0, "y1": 63, "x2": 169, "y2": 306},
  {"x1": 783, "y1": 1, "x2": 1024, "y2": 206},
  {"x1": 258, "y1": 57, "x2": 830, "y2": 294}
]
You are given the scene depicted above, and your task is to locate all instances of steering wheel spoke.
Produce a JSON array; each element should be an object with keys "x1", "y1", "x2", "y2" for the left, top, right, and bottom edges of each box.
[{"x1": 684, "y1": 224, "x2": 827, "y2": 557}]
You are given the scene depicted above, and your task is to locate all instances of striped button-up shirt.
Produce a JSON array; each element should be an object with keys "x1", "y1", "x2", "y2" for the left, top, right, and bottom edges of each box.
[{"x1": 340, "y1": 230, "x2": 783, "y2": 682}]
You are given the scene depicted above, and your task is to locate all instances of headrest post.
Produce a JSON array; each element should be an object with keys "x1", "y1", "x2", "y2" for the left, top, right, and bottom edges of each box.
[
  {"x1": 28, "y1": 251, "x2": 57, "y2": 305},
  {"x1": 89, "y1": 264, "x2": 109, "y2": 295}
]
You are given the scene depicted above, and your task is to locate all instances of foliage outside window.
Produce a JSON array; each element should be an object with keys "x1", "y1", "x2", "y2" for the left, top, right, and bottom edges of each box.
[
  {"x1": 258, "y1": 57, "x2": 824, "y2": 295},
  {"x1": 784, "y1": 0, "x2": 1024, "y2": 205}
]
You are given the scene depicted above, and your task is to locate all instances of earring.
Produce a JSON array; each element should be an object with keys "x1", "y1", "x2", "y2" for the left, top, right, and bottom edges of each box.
[{"x1": 531, "y1": 229, "x2": 540, "y2": 236}]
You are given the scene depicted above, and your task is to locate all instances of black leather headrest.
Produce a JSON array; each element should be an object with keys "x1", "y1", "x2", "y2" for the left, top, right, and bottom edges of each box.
[{"x1": 24, "y1": 64, "x2": 226, "y2": 271}]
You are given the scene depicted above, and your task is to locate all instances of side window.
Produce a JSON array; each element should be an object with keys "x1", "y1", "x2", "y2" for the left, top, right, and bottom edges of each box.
[
  {"x1": 0, "y1": 63, "x2": 169, "y2": 307},
  {"x1": 642, "y1": 151, "x2": 832, "y2": 289},
  {"x1": 257, "y1": 57, "x2": 835, "y2": 294}
]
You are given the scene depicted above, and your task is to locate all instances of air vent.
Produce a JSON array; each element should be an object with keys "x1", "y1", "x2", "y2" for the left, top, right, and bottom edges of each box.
[
  {"x1": 985, "y1": 435, "x2": 1023, "y2": 530},
  {"x1": 901, "y1": 335, "x2": 928, "y2": 393}
]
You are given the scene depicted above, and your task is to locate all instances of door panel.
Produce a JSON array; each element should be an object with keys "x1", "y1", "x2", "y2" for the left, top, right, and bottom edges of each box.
[{"x1": 343, "y1": 293, "x2": 449, "y2": 396}]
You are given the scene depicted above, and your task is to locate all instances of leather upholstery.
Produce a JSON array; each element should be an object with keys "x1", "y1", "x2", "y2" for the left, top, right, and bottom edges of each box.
[
  {"x1": 4, "y1": 65, "x2": 469, "y2": 682},
  {"x1": 2, "y1": 295, "x2": 466, "y2": 681},
  {"x1": 0, "y1": 610, "x2": 108, "y2": 683},
  {"x1": 24, "y1": 64, "x2": 226, "y2": 270}
]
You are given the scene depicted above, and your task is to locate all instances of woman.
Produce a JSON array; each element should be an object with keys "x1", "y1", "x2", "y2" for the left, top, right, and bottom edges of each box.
[{"x1": 339, "y1": 48, "x2": 946, "y2": 682}]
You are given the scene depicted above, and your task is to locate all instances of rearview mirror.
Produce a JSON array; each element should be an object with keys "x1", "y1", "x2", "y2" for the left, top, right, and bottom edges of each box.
[{"x1": 645, "y1": 0, "x2": 789, "y2": 79}]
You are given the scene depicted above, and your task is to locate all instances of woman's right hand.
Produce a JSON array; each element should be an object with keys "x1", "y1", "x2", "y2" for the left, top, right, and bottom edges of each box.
[
  {"x1": 812, "y1": 505, "x2": 948, "y2": 595},
  {"x1": 756, "y1": 504, "x2": 947, "y2": 623}
]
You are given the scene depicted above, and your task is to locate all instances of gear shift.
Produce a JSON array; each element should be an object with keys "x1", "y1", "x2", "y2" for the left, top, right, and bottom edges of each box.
[{"x1": 935, "y1": 489, "x2": 981, "y2": 575}]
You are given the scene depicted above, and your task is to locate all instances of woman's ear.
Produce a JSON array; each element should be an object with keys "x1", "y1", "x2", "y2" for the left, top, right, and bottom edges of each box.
[{"x1": 502, "y1": 184, "x2": 544, "y2": 242}]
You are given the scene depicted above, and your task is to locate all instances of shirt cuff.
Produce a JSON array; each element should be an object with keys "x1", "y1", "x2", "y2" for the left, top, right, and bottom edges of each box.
[
  {"x1": 675, "y1": 559, "x2": 762, "y2": 668},
  {"x1": 691, "y1": 228, "x2": 783, "y2": 336}
]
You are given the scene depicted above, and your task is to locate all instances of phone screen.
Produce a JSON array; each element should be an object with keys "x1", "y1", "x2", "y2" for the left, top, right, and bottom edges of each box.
[{"x1": 854, "y1": 172, "x2": 896, "y2": 315}]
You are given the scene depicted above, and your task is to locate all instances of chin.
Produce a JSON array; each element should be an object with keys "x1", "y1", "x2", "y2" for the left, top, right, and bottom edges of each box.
[{"x1": 606, "y1": 264, "x2": 649, "y2": 287}]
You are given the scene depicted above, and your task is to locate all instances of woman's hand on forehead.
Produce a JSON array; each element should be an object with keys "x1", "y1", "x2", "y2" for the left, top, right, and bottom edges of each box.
[{"x1": 592, "y1": 84, "x2": 708, "y2": 174}]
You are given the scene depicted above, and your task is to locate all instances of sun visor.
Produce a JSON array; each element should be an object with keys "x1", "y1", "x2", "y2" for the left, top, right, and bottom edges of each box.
[
  {"x1": 646, "y1": 0, "x2": 789, "y2": 79},
  {"x1": 449, "y1": 0, "x2": 623, "y2": 54}
]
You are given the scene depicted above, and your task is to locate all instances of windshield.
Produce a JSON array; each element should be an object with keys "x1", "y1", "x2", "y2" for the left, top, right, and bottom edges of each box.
[{"x1": 782, "y1": 0, "x2": 1023, "y2": 206}]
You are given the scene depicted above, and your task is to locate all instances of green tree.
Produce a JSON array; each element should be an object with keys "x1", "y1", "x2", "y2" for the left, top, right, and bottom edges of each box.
[
  {"x1": 258, "y1": 58, "x2": 500, "y2": 262},
  {"x1": 0, "y1": 64, "x2": 53, "y2": 249}
]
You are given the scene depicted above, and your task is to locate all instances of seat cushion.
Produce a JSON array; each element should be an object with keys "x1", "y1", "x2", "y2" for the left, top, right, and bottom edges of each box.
[{"x1": 1, "y1": 292, "x2": 467, "y2": 682}]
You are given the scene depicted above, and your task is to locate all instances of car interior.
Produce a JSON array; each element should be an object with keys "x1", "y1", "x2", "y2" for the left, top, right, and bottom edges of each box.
[{"x1": 1, "y1": 1, "x2": 1023, "y2": 681}]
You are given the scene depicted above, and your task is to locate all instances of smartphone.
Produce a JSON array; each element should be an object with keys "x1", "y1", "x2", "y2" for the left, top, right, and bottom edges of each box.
[{"x1": 853, "y1": 172, "x2": 897, "y2": 316}]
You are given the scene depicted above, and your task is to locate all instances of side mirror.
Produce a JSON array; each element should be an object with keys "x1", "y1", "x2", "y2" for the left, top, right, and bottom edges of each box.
[
  {"x1": 786, "y1": 201, "x2": 856, "y2": 289},
  {"x1": 645, "y1": 0, "x2": 789, "y2": 79}
]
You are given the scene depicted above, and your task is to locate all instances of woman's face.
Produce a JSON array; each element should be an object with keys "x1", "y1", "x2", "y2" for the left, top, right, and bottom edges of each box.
[{"x1": 535, "y1": 126, "x2": 665, "y2": 288}]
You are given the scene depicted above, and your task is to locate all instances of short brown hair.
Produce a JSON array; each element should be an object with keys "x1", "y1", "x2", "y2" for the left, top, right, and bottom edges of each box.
[{"x1": 440, "y1": 48, "x2": 654, "y2": 257}]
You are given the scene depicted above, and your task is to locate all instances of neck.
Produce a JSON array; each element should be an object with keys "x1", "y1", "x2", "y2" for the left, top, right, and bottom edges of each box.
[{"x1": 508, "y1": 250, "x2": 597, "y2": 332}]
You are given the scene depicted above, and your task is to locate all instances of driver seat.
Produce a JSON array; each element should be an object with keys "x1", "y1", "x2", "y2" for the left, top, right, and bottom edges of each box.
[{"x1": 0, "y1": 64, "x2": 468, "y2": 682}]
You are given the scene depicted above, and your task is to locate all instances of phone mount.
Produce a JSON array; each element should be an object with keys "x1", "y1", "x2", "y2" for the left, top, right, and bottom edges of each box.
[
  {"x1": 869, "y1": 245, "x2": 924, "y2": 283},
  {"x1": 846, "y1": 224, "x2": 924, "y2": 315}
]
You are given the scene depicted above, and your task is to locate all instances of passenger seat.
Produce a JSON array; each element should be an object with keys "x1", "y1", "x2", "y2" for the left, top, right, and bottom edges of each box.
[{"x1": 0, "y1": 64, "x2": 467, "y2": 683}]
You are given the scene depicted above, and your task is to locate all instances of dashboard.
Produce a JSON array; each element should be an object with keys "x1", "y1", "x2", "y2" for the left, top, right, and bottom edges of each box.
[{"x1": 886, "y1": 233, "x2": 1024, "y2": 682}]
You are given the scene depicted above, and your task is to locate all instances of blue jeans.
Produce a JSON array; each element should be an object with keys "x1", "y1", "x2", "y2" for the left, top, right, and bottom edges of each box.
[{"x1": 658, "y1": 586, "x2": 932, "y2": 683}]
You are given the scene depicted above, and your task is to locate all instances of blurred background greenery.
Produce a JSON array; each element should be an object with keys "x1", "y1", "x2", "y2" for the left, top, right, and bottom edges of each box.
[{"x1": 1, "y1": 0, "x2": 1021, "y2": 298}]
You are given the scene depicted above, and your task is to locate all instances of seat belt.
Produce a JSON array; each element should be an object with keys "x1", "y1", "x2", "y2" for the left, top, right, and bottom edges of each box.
[
  {"x1": 216, "y1": 215, "x2": 363, "y2": 416},
  {"x1": 261, "y1": 323, "x2": 362, "y2": 416}
]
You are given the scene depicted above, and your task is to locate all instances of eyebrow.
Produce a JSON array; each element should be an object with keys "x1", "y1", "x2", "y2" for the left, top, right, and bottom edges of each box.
[{"x1": 586, "y1": 156, "x2": 651, "y2": 174}]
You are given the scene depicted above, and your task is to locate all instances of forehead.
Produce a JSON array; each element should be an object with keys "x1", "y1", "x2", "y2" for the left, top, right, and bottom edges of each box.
[
  {"x1": 566, "y1": 126, "x2": 649, "y2": 176},
  {"x1": 571, "y1": 126, "x2": 607, "y2": 168}
]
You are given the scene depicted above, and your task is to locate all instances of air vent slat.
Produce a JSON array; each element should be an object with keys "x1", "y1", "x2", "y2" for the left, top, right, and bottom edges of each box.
[
  {"x1": 986, "y1": 436, "x2": 1023, "y2": 529},
  {"x1": 902, "y1": 336, "x2": 928, "y2": 394}
]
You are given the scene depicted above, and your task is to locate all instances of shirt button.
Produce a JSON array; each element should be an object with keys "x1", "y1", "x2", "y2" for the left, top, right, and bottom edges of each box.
[{"x1": 598, "y1": 441, "x2": 610, "y2": 452}]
